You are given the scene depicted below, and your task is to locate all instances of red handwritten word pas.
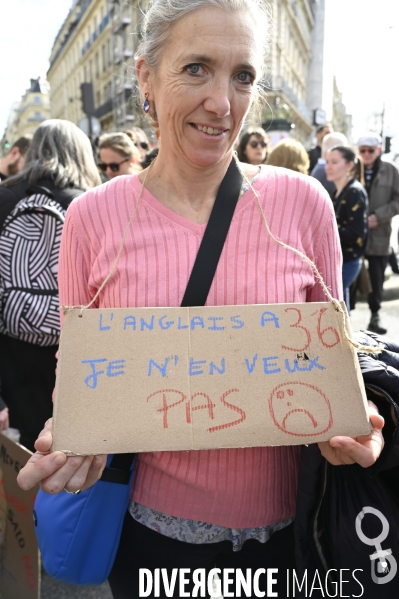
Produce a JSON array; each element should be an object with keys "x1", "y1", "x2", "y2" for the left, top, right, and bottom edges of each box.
[{"x1": 147, "y1": 389, "x2": 246, "y2": 433}]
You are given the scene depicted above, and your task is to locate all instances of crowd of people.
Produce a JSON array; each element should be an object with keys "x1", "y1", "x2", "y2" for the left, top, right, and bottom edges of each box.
[{"x1": 0, "y1": 1, "x2": 399, "y2": 597}]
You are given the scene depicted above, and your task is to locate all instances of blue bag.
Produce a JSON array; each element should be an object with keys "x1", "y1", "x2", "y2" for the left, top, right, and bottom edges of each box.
[{"x1": 33, "y1": 453, "x2": 135, "y2": 585}]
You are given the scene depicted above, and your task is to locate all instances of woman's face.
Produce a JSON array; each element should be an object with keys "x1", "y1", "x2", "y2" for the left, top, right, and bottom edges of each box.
[
  {"x1": 142, "y1": 7, "x2": 261, "y2": 169},
  {"x1": 99, "y1": 148, "x2": 134, "y2": 179},
  {"x1": 244, "y1": 134, "x2": 267, "y2": 165},
  {"x1": 325, "y1": 150, "x2": 353, "y2": 183}
]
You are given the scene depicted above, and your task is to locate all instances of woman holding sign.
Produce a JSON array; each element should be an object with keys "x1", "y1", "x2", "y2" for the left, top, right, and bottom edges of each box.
[{"x1": 18, "y1": 1, "x2": 387, "y2": 597}]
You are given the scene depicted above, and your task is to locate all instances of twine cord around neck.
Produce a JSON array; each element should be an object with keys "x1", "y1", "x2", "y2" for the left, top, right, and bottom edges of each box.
[{"x1": 233, "y1": 155, "x2": 382, "y2": 355}]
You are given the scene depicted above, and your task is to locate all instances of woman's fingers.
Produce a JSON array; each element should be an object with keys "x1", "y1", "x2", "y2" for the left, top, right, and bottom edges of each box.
[
  {"x1": 41, "y1": 454, "x2": 107, "y2": 494},
  {"x1": 17, "y1": 451, "x2": 67, "y2": 490},
  {"x1": 84, "y1": 454, "x2": 107, "y2": 489},
  {"x1": 318, "y1": 400, "x2": 385, "y2": 467},
  {"x1": 34, "y1": 418, "x2": 54, "y2": 453},
  {"x1": 63, "y1": 454, "x2": 107, "y2": 493},
  {"x1": 18, "y1": 452, "x2": 107, "y2": 493},
  {"x1": 17, "y1": 416, "x2": 107, "y2": 494}
]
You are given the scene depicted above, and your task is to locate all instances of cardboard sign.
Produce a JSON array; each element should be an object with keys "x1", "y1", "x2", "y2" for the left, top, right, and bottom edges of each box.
[
  {"x1": 0, "y1": 433, "x2": 40, "y2": 599},
  {"x1": 52, "y1": 302, "x2": 371, "y2": 455}
]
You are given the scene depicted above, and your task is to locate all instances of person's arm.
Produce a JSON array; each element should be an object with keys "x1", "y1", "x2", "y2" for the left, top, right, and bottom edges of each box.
[
  {"x1": 303, "y1": 188, "x2": 384, "y2": 466},
  {"x1": 373, "y1": 163, "x2": 399, "y2": 224},
  {"x1": 17, "y1": 201, "x2": 106, "y2": 493}
]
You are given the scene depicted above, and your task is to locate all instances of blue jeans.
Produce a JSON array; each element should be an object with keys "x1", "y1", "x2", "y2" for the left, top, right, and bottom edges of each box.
[{"x1": 343, "y1": 257, "x2": 362, "y2": 311}]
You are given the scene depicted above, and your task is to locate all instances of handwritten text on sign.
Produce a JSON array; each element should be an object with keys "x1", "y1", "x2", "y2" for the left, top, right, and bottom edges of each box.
[
  {"x1": 52, "y1": 303, "x2": 371, "y2": 455},
  {"x1": 0, "y1": 434, "x2": 39, "y2": 599}
]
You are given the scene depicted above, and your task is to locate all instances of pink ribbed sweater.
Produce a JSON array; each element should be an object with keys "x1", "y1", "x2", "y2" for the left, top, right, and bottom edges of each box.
[{"x1": 58, "y1": 165, "x2": 342, "y2": 528}]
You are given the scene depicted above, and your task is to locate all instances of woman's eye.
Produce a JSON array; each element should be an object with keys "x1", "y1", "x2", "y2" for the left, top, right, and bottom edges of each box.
[
  {"x1": 187, "y1": 64, "x2": 202, "y2": 76},
  {"x1": 236, "y1": 71, "x2": 254, "y2": 84}
]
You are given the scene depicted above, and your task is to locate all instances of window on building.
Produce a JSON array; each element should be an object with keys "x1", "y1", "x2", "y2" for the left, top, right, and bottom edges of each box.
[
  {"x1": 96, "y1": 90, "x2": 101, "y2": 107},
  {"x1": 95, "y1": 52, "x2": 99, "y2": 78},
  {"x1": 34, "y1": 96, "x2": 41, "y2": 104},
  {"x1": 102, "y1": 44, "x2": 106, "y2": 71},
  {"x1": 90, "y1": 60, "x2": 93, "y2": 82},
  {"x1": 84, "y1": 65, "x2": 87, "y2": 82}
]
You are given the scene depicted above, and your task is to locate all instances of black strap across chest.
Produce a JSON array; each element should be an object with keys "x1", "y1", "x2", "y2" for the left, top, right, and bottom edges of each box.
[{"x1": 104, "y1": 157, "x2": 243, "y2": 481}]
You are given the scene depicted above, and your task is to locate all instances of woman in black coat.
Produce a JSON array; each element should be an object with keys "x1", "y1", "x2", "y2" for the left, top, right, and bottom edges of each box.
[{"x1": 325, "y1": 146, "x2": 368, "y2": 311}]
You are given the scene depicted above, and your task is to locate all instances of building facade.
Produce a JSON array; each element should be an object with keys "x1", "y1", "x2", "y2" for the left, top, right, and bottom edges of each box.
[
  {"x1": 47, "y1": 0, "x2": 343, "y2": 146},
  {"x1": 258, "y1": 0, "x2": 328, "y2": 146},
  {"x1": 47, "y1": 0, "x2": 149, "y2": 135},
  {"x1": 2, "y1": 79, "x2": 50, "y2": 146}
]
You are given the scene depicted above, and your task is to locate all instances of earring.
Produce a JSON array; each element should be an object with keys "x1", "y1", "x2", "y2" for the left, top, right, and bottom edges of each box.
[{"x1": 143, "y1": 92, "x2": 150, "y2": 113}]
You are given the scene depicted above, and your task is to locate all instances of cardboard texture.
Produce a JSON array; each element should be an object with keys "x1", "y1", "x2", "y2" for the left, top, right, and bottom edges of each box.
[
  {"x1": 0, "y1": 433, "x2": 40, "y2": 599},
  {"x1": 52, "y1": 302, "x2": 372, "y2": 455}
]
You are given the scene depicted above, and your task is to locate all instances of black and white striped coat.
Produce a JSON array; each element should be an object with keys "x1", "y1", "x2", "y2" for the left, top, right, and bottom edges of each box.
[{"x1": 0, "y1": 179, "x2": 82, "y2": 345}]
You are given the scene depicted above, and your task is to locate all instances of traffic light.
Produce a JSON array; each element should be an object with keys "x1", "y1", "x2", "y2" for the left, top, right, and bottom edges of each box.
[
  {"x1": 80, "y1": 83, "x2": 95, "y2": 115},
  {"x1": 385, "y1": 136, "x2": 392, "y2": 154},
  {"x1": 4, "y1": 140, "x2": 10, "y2": 150}
]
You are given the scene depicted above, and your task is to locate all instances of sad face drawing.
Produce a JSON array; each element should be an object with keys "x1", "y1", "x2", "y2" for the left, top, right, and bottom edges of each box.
[{"x1": 269, "y1": 381, "x2": 333, "y2": 437}]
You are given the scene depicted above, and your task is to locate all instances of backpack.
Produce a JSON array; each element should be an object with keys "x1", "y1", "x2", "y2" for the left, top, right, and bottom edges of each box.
[{"x1": 0, "y1": 185, "x2": 66, "y2": 346}]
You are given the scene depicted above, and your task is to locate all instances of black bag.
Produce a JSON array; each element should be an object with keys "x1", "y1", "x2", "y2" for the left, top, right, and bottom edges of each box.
[{"x1": 0, "y1": 186, "x2": 66, "y2": 346}]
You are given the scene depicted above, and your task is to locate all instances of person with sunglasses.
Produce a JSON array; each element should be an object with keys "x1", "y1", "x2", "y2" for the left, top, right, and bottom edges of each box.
[
  {"x1": 98, "y1": 132, "x2": 142, "y2": 179},
  {"x1": 237, "y1": 126, "x2": 269, "y2": 165},
  {"x1": 126, "y1": 127, "x2": 152, "y2": 164},
  {"x1": 357, "y1": 134, "x2": 399, "y2": 334}
]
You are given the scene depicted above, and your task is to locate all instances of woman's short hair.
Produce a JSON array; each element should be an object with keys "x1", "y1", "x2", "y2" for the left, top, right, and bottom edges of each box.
[
  {"x1": 3, "y1": 119, "x2": 101, "y2": 191},
  {"x1": 99, "y1": 131, "x2": 141, "y2": 162},
  {"x1": 135, "y1": 1, "x2": 270, "y2": 131},
  {"x1": 237, "y1": 127, "x2": 269, "y2": 163},
  {"x1": 266, "y1": 138, "x2": 310, "y2": 175}
]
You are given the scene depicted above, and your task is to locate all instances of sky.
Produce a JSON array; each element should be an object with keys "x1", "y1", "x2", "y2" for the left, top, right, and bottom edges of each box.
[
  {"x1": 324, "y1": 0, "x2": 399, "y2": 143},
  {"x1": 1, "y1": 0, "x2": 399, "y2": 142},
  {"x1": 0, "y1": 0, "x2": 72, "y2": 135}
]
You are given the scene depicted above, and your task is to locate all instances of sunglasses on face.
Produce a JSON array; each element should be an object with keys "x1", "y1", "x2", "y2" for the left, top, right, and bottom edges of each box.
[
  {"x1": 135, "y1": 141, "x2": 149, "y2": 150},
  {"x1": 98, "y1": 157, "x2": 130, "y2": 172},
  {"x1": 249, "y1": 140, "x2": 267, "y2": 148},
  {"x1": 359, "y1": 148, "x2": 376, "y2": 155}
]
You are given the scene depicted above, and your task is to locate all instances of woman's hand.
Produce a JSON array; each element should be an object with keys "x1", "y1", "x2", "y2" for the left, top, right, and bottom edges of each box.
[
  {"x1": 17, "y1": 418, "x2": 106, "y2": 493},
  {"x1": 318, "y1": 401, "x2": 384, "y2": 467},
  {"x1": 0, "y1": 407, "x2": 9, "y2": 431}
]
